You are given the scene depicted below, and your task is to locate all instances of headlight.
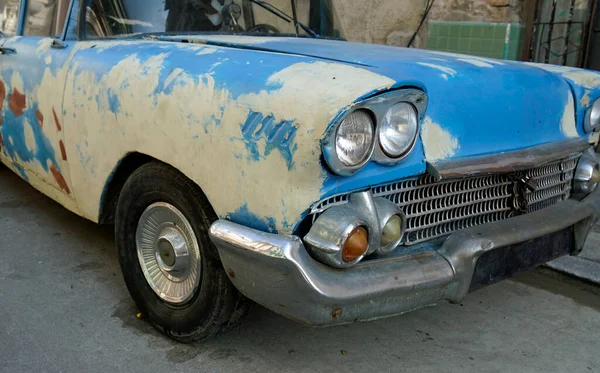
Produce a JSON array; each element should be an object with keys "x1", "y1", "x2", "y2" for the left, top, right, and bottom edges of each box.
[
  {"x1": 585, "y1": 98, "x2": 600, "y2": 133},
  {"x1": 574, "y1": 149, "x2": 600, "y2": 194},
  {"x1": 378, "y1": 103, "x2": 419, "y2": 158},
  {"x1": 335, "y1": 110, "x2": 374, "y2": 167}
]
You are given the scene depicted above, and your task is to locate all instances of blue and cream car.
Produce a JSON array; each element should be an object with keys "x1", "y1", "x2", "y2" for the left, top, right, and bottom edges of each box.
[{"x1": 2, "y1": 0, "x2": 600, "y2": 341}]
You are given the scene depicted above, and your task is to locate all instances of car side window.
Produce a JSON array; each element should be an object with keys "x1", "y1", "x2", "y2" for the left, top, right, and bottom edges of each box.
[
  {"x1": 0, "y1": 0, "x2": 20, "y2": 35},
  {"x1": 23, "y1": 0, "x2": 69, "y2": 37}
]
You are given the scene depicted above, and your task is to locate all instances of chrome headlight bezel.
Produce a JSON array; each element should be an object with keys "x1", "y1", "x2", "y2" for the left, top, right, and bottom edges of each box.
[
  {"x1": 322, "y1": 89, "x2": 428, "y2": 176},
  {"x1": 584, "y1": 98, "x2": 600, "y2": 134}
]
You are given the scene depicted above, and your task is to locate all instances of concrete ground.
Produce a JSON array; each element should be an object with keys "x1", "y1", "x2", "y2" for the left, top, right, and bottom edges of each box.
[{"x1": 1, "y1": 167, "x2": 600, "y2": 373}]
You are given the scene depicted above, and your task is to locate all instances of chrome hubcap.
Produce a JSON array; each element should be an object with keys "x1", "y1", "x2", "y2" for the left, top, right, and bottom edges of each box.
[{"x1": 135, "y1": 202, "x2": 201, "y2": 305}]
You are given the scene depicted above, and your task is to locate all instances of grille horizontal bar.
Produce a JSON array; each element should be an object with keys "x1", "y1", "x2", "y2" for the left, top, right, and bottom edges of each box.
[{"x1": 310, "y1": 153, "x2": 581, "y2": 245}]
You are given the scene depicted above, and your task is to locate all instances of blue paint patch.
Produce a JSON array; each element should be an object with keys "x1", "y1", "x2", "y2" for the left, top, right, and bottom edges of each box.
[
  {"x1": 0, "y1": 100, "x2": 58, "y2": 173},
  {"x1": 237, "y1": 110, "x2": 298, "y2": 169},
  {"x1": 202, "y1": 107, "x2": 225, "y2": 133},
  {"x1": 107, "y1": 89, "x2": 121, "y2": 114},
  {"x1": 77, "y1": 141, "x2": 95, "y2": 177},
  {"x1": 227, "y1": 204, "x2": 277, "y2": 233}
]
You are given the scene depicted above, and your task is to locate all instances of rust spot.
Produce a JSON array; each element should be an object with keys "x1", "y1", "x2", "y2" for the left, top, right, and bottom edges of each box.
[
  {"x1": 52, "y1": 107, "x2": 61, "y2": 131},
  {"x1": 35, "y1": 109, "x2": 43, "y2": 127},
  {"x1": 59, "y1": 140, "x2": 67, "y2": 161},
  {"x1": 226, "y1": 268, "x2": 235, "y2": 279},
  {"x1": 49, "y1": 163, "x2": 70, "y2": 194},
  {"x1": 0, "y1": 80, "x2": 5, "y2": 110},
  {"x1": 8, "y1": 88, "x2": 26, "y2": 117},
  {"x1": 332, "y1": 307, "x2": 342, "y2": 318}
]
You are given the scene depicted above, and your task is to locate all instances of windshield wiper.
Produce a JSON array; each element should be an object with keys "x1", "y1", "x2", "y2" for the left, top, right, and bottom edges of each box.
[{"x1": 248, "y1": 0, "x2": 318, "y2": 38}]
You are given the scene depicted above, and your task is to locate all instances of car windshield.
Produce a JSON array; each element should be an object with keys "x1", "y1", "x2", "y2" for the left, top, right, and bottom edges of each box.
[{"x1": 85, "y1": 0, "x2": 342, "y2": 39}]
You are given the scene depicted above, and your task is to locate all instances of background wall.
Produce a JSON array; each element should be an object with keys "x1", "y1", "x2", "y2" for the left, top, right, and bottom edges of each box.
[{"x1": 332, "y1": 0, "x2": 525, "y2": 48}]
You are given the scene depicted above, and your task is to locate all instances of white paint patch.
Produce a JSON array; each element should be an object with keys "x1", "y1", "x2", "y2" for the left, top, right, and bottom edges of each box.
[
  {"x1": 563, "y1": 70, "x2": 600, "y2": 89},
  {"x1": 525, "y1": 62, "x2": 600, "y2": 89},
  {"x1": 524, "y1": 62, "x2": 575, "y2": 74},
  {"x1": 62, "y1": 48, "x2": 396, "y2": 233},
  {"x1": 23, "y1": 119, "x2": 37, "y2": 154},
  {"x1": 421, "y1": 117, "x2": 459, "y2": 161},
  {"x1": 10, "y1": 71, "x2": 24, "y2": 95},
  {"x1": 164, "y1": 68, "x2": 183, "y2": 89},
  {"x1": 107, "y1": 16, "x2": 153, "y2": 27},
  {"x1": 561, "y1": 93, "x2": 579, "y2": 138},
  {"x1": 196, "y1": 47, "x2": 218, "y2": 56},
  {"x1": 458, "y1": 58, "x2": 494, "y2": 68},
  {"x1": 44, "y1": 55, "x2": 52, "y2": 65},
  {"x1": 35, "y1": 38, "x2": 53, "y2": 56},
  {"x1": 191, "y1": 35, "x2": 272, "y2": 45},
  {"x1": 417, "y1": 62, "x2": 457, "y2": 77},
  {"x1": 429, "y1": 50, "x2": 505, "y2": 65},
  {"x1": 581, "y1": 90, "x2": 591, "y2": 107}
]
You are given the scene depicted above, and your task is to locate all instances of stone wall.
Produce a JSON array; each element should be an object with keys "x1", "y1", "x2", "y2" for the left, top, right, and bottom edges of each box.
[{"x1": 331, "y1": 0, "x2": 526, "y2": 48}]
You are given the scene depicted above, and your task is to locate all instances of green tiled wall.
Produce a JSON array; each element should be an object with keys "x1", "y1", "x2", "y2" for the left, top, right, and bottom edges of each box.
[{"x1": 427, "y1": 21, "x2": 524, "y2": 60}]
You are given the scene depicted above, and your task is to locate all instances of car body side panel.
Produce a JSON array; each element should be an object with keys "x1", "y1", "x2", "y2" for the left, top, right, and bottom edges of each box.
[
  {"x1": 0, "y1": 36, "x2": 78, "y2": 213},
  {"x1": 61, "y1": 40, "x2": 401, "y2": 233}
]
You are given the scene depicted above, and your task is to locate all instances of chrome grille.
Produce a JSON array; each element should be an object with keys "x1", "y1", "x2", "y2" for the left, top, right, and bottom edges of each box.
[{"x1": 310, "y1": 154, "x2": 580, "y2": 245}]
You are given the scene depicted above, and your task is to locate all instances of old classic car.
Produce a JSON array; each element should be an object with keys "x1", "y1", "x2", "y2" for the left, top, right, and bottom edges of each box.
[{"x1": 2, "y1": 0, "x2": 600, "y2": 342}]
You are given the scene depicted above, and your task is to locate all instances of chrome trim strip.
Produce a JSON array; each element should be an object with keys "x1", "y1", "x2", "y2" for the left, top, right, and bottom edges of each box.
[{"x1": 427, "y1": 138, "x2": 589, "y2": 181}]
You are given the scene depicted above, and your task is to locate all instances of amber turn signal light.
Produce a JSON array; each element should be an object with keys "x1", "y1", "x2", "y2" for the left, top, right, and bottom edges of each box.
[{"x1": 342, "y1": 227, "x2": 368, "y2": 263}]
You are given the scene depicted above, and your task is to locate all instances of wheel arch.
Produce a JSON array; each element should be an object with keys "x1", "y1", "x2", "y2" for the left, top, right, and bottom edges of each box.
[
  {"x1": 98, "y1": 152, "x2": 221, "y2": 226},
  {"x1": 98, "y1": 152, "x2": 155, "y2": 224}
]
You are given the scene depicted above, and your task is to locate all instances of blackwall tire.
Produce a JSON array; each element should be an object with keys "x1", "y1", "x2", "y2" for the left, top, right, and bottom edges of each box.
[{"x1": 115, "y1": 162, "x2": 248, "y2": 342}]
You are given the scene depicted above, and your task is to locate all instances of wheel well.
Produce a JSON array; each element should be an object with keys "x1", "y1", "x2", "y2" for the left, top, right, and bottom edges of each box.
[{"x1": 98, "y1": 152, "x2": 155, "y2": 224}]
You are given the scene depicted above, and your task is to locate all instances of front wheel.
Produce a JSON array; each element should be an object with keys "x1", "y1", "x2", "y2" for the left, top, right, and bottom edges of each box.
[{"x1": 115, "y1": 162, "x2": 248, "y2": 342}]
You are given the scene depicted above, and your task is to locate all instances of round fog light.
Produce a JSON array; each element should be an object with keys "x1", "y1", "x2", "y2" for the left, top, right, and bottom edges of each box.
[
  {"x1": 381, "y1": 215, "x2": 403, "y2": 246},
  {"x1": 342, "y1": 227, "x2": 368, "y2": 263}
]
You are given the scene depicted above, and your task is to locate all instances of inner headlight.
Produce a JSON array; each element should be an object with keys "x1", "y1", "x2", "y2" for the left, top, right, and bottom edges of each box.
[
  {"x1": 335, "y1": 110, "x2": 374, "y2": 167},
  {"x1": 585, "y1": 98, "x2": 600, "y2": 133},
  {"x1": 379, "y1": 102, "x2": 419, "y2": 158}
]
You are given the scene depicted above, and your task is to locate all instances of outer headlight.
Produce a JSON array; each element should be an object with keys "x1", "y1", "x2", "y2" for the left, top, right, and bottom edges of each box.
[
  {"x1": 334, "y1": 110, "x2": 375, "y2": 167},
  {"x1": 378, "y1": 102, "x2": 419, "y2": 158},
  {"x1": 585, "y1": 98, "x2": 600, "y2": 133}
]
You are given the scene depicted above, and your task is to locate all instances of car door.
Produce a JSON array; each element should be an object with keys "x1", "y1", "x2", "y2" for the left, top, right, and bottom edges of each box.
[{"x1": 0, "y1": 0, "x2": 74, "y2": 198}]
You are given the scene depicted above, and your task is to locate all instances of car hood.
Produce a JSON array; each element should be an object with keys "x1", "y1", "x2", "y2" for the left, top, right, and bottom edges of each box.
[{"x1": 170, "y1": 35, "x2": 593, "y2": 163}]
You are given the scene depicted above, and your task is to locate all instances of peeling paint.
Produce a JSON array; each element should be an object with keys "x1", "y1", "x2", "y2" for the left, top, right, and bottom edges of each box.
[
  {"x1": 417, "y1": 62, "x2": 457, "y2": 77},
  {"x1": 52, "y1": 107, "x2": 62, "y2": 131},
  {"x1": 196, "y1": 47, "x2": 219, "y2": 56},
  {"x1": 60, "y1": 43, "x2": 395, "y2": 233},
  {"x1": 428, "y1": 50, "x2": 505, "y2": 65},
  {"x1": 421, "y1": 117, "x2": 459, "y2": 161},
  {"x1": 35, "y1": 109, "x2": 43, "y2": 127},
  {"x1": 49, "y1": 162, "x2": 70, "y2": 194},
  {"x1": 561, "y1": 93, "x2": 578, "y2": 138},
  {"x1": 563, "y1": 70, "x2": 600, "y2": 89},
  {"x1": 23, "y1": 119, "x2": 36, "y2": 154},
  {"x1": 59, "y1": 140, "x2": 67, "y2": 161},
  {"x1": 581, "y1": 90, "x2": 591, "y2": 107},
  {"x1": 0, "y1": 33, "x2": 592, "y2": 235},
  {"x1": 458, "y1": 58, "x2": 493, "y2": 68},
  {"x1": 8, "y1": 88, "x2": 26, "y2": 117}
]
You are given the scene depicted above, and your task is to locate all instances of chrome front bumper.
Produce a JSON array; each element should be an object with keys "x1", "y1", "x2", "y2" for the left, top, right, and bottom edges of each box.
[{"x1": 209, "y1": 189, "x2": 600, "y2": 326}]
